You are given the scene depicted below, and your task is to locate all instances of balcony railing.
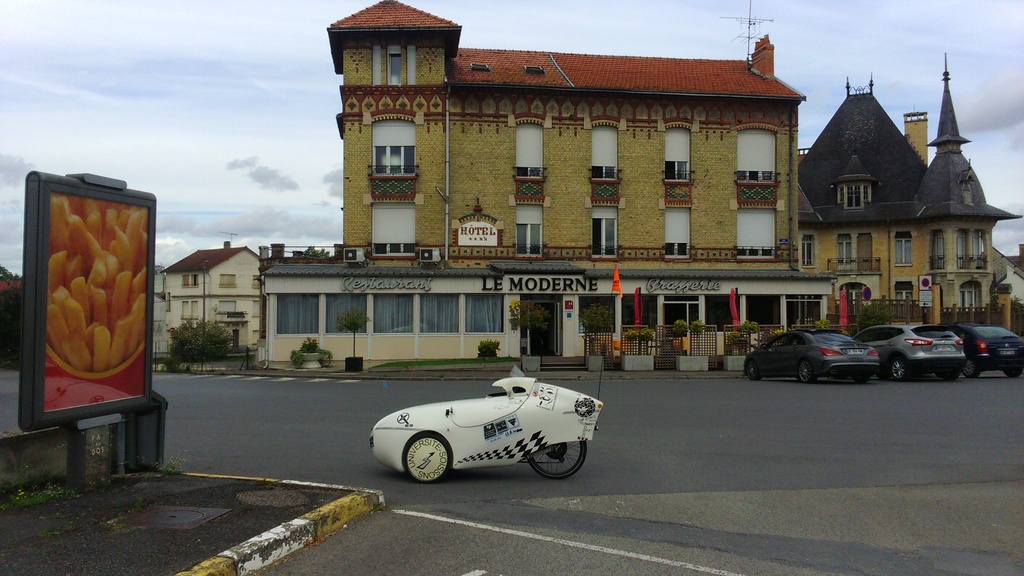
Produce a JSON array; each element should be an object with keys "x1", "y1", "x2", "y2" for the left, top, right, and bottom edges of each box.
[
  {"x1": 664, "y1": 242, "x2": 689, "y2": 257},
  {"x1": 736, "y1": 246, "x2": 775, "y2": 258},
  {"x1": 514, "y1": 166, "x2": 545, "y2": 179},
  {"x1": 591, "y1": 166, "x2": 621, "y2": 180},
  {"x1": 664, "y1": 162, "x2": 691, "y2": 181},
  {"x1": 592, "y1": 244, "x2": 617, "y2": 257},
  {"x1": 929, "y1": 255, "x2": 946, "y2": 269},
  {"x1": 515, "y1": 243, "x2": 542, "y2": 256},
  {"x1": 827, "y1": 257, "x2": 882, "y2": 273},
  {"x1": 369, "y1": 164, "x2": 418, "y2": 176},
  {"x1": 735, "y1": 170, "x2": 778, "y2": 183},
  {"x1": 956, "y1": 255, "x2": 987, "y2": 270},
  {"x1": 372, "y1": 243, "x2": 416, "y2": 256}
]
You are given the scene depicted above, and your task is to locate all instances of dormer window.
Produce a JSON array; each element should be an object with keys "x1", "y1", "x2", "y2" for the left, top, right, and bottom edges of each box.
[
  {"x1": 838, "y1": 183, "x2": 871, "y2": 209},
  {"x1": 523, "y1": 65, "x2": 545, "y2": 75},
  {"x1": 470, "y1": 63, "x2": 491, "y2": 72},
  {"x1": 960, "y1": 169, "x2": 974, "y2": 204}
]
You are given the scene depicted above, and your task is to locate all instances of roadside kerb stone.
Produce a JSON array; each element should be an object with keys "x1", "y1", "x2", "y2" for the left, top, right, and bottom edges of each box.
[{"x1": 174, "y1": 474, "x2": 383, "y2": 576}]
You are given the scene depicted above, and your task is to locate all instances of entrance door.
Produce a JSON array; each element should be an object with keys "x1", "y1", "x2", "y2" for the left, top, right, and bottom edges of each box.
[{"x1": 522, "y1": 297, "x2": 561, "y2": 356}]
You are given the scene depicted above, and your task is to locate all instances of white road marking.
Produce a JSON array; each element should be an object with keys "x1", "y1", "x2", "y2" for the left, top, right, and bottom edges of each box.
[
  {"x1": 394, "y1": 510, "x2": 748, "y2": 576},
  {"x1": 461, "y1": 571, "x2": 488, "y2": 576}
]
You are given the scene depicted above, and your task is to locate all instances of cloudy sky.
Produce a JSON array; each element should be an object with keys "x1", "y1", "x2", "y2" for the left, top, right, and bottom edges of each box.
[{"x1": 2, "y1": 0, "x2": 1022, "y2": 274}]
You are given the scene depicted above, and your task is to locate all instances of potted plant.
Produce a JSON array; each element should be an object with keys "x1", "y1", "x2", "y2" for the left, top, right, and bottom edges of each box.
[
  {"x1": 336, "y1": 308, "x2": 370, "y2": 372},
  {"x1": 672, "y1": 320, "x2": 690, "y2": 353},
  {"x1": 621, "y1": 326, "x2": 655, "y2": 371},
  {"x1": 290, "y1": 337, "x2": 323, "y2": 369},
  {"x1": 477, "y1": 339, "x2": 501, "y2": 358},
  {"x1": 509, "y1": 299, "x2": 549, "y2": 372},
  {"x1": 579, "y1": 302, "x2": 613, "y2": 372}
]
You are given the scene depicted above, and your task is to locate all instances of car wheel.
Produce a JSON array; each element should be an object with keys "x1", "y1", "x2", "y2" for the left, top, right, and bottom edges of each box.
[
  {"x1": 403, "y1": 432, "x2": 452, "y2": 483},
  {"x1": 938, "y1": 370, "x2": 960, "y2": 381},
  {"x1": 745, "y1": 359, "x2": 762, "y2": 381},
  {"x1": 852, "y1": 374, "x2": 872, "y2": 384},
  {"x1": 796, "y1": 359, "x2": 817, "y2": 383},
  {"x1": 888, "y1": 356, "x2": 910, "y2": 382},
  {"x1": 961, "y1": 359, "x2": 981, "y2": 378},
  {"x1": 1003, "y1": 367, "x2": 1022, "y2": 378},
  {"x1": 528, "y1": 440, "x2": 587, "y2": 479}
]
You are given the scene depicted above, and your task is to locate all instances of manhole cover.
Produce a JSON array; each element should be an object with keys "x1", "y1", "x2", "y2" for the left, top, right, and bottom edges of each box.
[{"x1": 129, "y1": 505, "x2": 232, "y2": 529}]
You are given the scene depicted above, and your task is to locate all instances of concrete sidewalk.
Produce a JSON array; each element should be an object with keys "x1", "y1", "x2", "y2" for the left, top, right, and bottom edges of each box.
[{"x1": 0, "y1": 472, "x2": 381, "y2": 576}]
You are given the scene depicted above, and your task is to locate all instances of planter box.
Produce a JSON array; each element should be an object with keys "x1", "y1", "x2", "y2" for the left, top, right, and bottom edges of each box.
[
  {"x1": 586, "y1": 355, "x2": 605, "y2": 372},
  {"x1": 723, "y1": 355, "x2": 746, "y2": 371},
  {"x1": 676, "y1": 355, "x2": 708, "y2": 372},
  {"x1": 521, "y1": 356, "x2": 541, "y2": 372},
  {"x1": 622, "y1": 354, "x2": 654, "y2": 371},
  {"x1": 345, "y1": 356, "x2": 363, "y2": 372},
  {"x1": 300, "y1": 353, "x2": 323, "y2": 369}
]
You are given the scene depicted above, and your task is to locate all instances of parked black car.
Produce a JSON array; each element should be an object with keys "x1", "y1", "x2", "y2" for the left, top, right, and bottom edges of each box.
[
  {"x1": 947, "y1": 323, "x2": 1024, "y2": 378},
  {"x1": 744, "y1": 329, "x2": 880, "y2": 383}
]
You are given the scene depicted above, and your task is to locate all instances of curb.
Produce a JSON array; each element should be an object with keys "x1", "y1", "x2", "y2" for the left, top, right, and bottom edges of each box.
[{"x1": 173, "y1": 474, "x2": 384, "y2": 576}]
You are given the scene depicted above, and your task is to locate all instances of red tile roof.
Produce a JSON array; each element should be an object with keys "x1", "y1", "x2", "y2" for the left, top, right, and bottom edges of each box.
[
  {"x1": 330, "y1": 2, "x2": 802, "y2": 100},
  {"x1": 330, "y1": 0, "x2": 458, "y2": 30},
  {"x1": 449, "y1": 48, "x2": 802, "y2": 99},
  {"x1": 162, "y1": 247, "x2": 258, "y2": 274}
]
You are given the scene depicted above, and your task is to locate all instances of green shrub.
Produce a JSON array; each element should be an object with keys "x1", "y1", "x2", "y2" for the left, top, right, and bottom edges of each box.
[{"x1": 477, "y1": 339, "x2": 501, "y2": 356}]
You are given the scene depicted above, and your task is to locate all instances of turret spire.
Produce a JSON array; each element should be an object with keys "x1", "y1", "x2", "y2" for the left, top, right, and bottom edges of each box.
[{"x1": 928, "y1": 54, "x2": 970, "y2": 150}]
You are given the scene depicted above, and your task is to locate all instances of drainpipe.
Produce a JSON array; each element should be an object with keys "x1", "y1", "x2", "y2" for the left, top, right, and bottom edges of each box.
[
  {"x1": 444, "y1": 84, "x2": 451, "y2": 269},
  {"x1": 788, "y1": 105, "x2": 797, "y2": 271}
]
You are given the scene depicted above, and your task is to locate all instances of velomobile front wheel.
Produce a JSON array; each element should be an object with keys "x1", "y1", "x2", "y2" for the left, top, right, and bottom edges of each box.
[{"x1": 527, "y1": 440, "x2": 587, "y2": 479}]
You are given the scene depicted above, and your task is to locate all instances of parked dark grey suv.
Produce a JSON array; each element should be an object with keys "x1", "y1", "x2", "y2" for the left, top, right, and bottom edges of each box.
[{"x1": 853, "y1": 324, "x2": 965, "y2": 381}]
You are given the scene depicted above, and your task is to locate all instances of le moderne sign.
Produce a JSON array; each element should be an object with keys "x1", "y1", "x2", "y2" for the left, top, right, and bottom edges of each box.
[{"x1": 341, "y1": 275, "x2": 723, "y2": 294}]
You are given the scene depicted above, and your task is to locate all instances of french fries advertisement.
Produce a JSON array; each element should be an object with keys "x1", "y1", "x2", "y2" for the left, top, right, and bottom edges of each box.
[{"x1": 20, "y1": 172, "x2": 155, "y2": 430}]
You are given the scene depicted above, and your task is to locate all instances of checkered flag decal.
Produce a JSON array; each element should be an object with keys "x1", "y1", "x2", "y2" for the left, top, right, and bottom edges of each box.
[{"x1": 457, "y1": 430, "x2": 547, "y2": 465}]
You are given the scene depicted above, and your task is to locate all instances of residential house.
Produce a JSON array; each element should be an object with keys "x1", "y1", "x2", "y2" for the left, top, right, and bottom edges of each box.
[
  {"x1": 798, "y1": 68, "x2": 1020, "y2": 322},
  {"x1": 162, "y1": 243, "x2": 261, "y2": 350}
]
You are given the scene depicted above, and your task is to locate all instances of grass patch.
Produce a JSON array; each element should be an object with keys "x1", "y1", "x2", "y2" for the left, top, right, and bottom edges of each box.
[
  {"x1": 372, "y1": 357, "x2": 519, "y2": 369},
  {"x1": 0, "y1": 476, "x2": 76, "y2": 510}
]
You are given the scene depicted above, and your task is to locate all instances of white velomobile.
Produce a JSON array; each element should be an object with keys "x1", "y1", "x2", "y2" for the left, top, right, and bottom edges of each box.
[{"x1": 370, "y1": 370, "x2": 604, "y2": 483}]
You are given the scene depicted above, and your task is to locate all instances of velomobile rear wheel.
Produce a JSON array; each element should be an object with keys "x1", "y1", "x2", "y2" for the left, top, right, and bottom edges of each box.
[{"x1": 527, "y1": 440, "x2": 587, "y2": 479}]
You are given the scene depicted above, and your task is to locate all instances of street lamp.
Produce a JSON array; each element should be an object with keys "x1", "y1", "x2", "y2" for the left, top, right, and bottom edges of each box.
[{"x1": 202, "y1": 259, "x2": 208, "y2": 371}]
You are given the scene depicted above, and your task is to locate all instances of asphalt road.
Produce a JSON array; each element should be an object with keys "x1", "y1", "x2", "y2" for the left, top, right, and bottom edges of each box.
[{"x1": 2, "y1": 370, "x2": 1022, "y2": 575}]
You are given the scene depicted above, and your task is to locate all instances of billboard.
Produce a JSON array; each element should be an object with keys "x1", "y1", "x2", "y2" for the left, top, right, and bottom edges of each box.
[{"x1": 20, "y1": 172, "x2": 156, "y2": 431}]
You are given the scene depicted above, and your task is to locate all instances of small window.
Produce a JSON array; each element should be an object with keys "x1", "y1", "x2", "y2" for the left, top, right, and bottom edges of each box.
[
  {"x1": 470, "y1": 63, "x2": 491, "y2": 72},
  {"x1": 523, "y1": 66, "x2": 545, "y2": 75}
]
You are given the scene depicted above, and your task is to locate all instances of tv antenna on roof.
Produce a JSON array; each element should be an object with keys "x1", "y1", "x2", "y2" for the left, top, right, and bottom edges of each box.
[
  {"x1": 722, "y1": 0, "x2": 773, "y2": 61},
  {"x1": 221, "y1": 232, "x2": 238, "y2": 242}
]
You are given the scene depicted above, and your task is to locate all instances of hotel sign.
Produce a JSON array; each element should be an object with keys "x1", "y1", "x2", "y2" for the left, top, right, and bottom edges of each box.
[{"x1": 458, "y1": 221, "x2": 498, "y2": 246}]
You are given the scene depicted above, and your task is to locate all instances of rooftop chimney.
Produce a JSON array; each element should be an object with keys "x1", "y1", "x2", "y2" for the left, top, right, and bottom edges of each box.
[
  {"x1": 904, "y1": 111, "x2": 929, "y2": 163},
  {"x1": 750, "y1": 36, "x2": 774, "y2": 78},
  {"x1": 224, "y1": 241, "x2": 231, "y2": 248}
]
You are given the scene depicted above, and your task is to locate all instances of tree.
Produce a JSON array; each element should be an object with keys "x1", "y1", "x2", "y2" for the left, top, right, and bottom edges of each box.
[
  {"x1": 169, "y1": 319, "x2": 232, "y2": 363},
  {"x1": 336, "y1": 308, "x2": 370, "y2": 358},
  {"x1": 509, "y1": 299, "x2": 549, "y2": 356},
  {"x1": 0, "y1": 263, "x2": 20, "y2": 281},
  {"x1": 579, "y1": 302, "x2": 613, "y2": 356},
  {"x1": 0, "y1": 283, "x2": 21, "y2": 365},
  {"x1": 856, "y1": 301, "x2": 893, "y2": 331}
]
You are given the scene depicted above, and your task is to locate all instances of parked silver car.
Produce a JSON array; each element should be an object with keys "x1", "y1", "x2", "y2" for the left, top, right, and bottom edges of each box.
[{"x1": 853, "y1": 324, "x2": 965, "y2": 381}]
